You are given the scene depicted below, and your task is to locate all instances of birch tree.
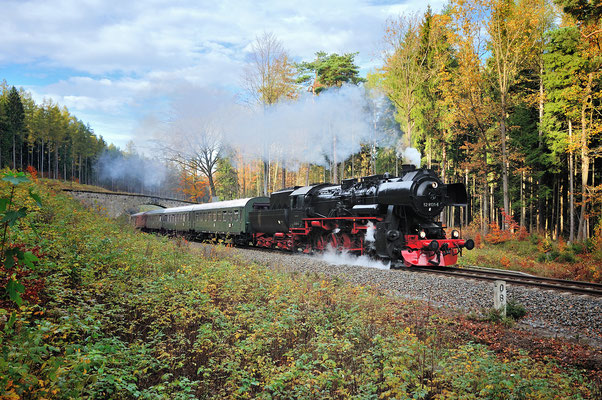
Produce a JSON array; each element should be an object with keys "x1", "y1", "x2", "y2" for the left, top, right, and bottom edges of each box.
[{"x1": 242, "y1": 32, "x2": 296, "y2": 194}]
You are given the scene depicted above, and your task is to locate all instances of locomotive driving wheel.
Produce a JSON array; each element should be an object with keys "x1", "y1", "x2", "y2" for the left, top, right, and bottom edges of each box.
[
  {"x1": 312, "y1": 232, "x2": 341, "y2": 253},
  {"x1": 313, "y1": 234, "x2": 328, "y2": 253}
]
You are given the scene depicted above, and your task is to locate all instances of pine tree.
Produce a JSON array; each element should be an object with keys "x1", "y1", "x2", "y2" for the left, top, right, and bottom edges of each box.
[
  {"x1": 5, "y1": 87, "x2": 25, "y2": 169},
  {"x1": 296, "y1": 52, "x2": 365, "y2": 95}
]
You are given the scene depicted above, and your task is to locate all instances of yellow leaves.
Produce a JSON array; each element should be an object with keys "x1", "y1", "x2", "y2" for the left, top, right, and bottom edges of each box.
[{"x1": 2, "y1": 388, "x2": 21, "y2": 400}]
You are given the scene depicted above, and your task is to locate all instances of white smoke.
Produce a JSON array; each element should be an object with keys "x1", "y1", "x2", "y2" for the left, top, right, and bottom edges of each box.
[
  {"x1": 140, "y1": 84, "x2": 404, "y2": 171},
  {"x1": 399, "y1": 147, "x2": 421, "y2": 168},
  {"x1": 224, "y1": 85, "x2": 381, "y2": 168},
  {"x1": 318, "y1": 247, "x2": 390, "y2": 270},
  {"x1": 95, "y1": 150, "x2": 170, "y2": 189},
  {"x1": 364, "y1": 221, "x2": 376, "y2": 242}
]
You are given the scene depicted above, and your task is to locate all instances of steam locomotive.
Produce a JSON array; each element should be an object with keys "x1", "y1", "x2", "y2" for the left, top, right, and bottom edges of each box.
[{"x1": 131, "y1": 165, "x2": 474, "y2": 267}]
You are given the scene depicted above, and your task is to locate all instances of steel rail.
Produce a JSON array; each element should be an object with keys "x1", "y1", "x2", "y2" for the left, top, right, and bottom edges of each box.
[{"x1": 413, "y1": 265, "x2": 602, "y2": 297}]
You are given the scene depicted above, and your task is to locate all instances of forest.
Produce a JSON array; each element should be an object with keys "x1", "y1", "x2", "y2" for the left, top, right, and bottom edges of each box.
[{"x1": 0, "y1": 0, "x2": 600, "y2": 242}]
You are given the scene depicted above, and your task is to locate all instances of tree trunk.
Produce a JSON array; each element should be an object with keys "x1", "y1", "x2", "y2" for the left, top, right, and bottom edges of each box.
[
  {"x1": 441, "y1": 146, "x2": 447, "y2": 224},
  {"x1": 332, "y1": 131, "x2": 338, "y2": 183},
  {"x1": 539, "y1": 64, "x2": 544, "y2": 148},
  {"x1": 63, "y1": 145, "x2": 67, "y2": 181},
  {"x1": 569, "y1": 120, "x2": 575, "y2": 243},
  {"x1": 12, "y1": 133, "x2": 15, "y2": 168},
  {"x1": 305, "y1": 164, "x2": 310, "y2": 186},
  {"x1": 55, "y1": 146, "x2": 59, "y2": 179},
  {"x1": 465, "y1": 169, "x2": 470, "y2": 226},
  {"x1": 262, "y1": 160, "x2": 269, "y2": 196},
  {"x1": 520, "y1": 170, "x2": 525, "y2": 228},
  {"x1": 48, "y1": 143, "x2": 51, "y2": 179},
  {"x1": 208, "y1": 172, "x2": 217, "y2": 199},
  {"x1": 41, "y1": 140, "x2": 45, "y2": 177},
  {"x1": 500, "y1": 94, "x2": 510, "y2": 228},
  {"x1": 481, "y1": 152, "x2": 489, "y2": 235},
  {"x1": 529, "y1": 176, "x2": 534, "y2": 232},
  {"x1": 577, "y1": 73, "x2": 593, "y2": 240},
  {"x1": 537, "y1": 72, "x2": 544, "y2": 233}
]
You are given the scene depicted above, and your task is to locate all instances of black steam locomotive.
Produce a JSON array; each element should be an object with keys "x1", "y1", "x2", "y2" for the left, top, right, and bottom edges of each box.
[{"x1": 132, "y1": 165, "x2": 474, "y2": 267}]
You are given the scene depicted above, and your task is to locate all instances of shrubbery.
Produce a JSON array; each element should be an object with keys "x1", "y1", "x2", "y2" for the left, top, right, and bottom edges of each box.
[{"x1": 0, "y1": 173, "x2": 597, "y2": 398}]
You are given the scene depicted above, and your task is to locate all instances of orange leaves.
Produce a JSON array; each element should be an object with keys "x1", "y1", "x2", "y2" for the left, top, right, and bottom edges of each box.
[
  {"x1": 25, "y1": 165, "x2": 38, "y2": 180},
  {"x1": 485, "y1": 209, "x2": 524, "y2": 244},
  {"x1": 177, "y1": 170, "x2": 209, "y2": 202}
]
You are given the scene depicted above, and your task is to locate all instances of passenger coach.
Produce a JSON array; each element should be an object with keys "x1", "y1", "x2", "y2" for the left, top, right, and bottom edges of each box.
[{"x1": 131, "y1": 197, "x2": 269, "y2": 244}]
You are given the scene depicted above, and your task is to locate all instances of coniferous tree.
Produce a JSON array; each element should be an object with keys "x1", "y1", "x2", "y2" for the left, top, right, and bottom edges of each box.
[
  {"x1": 0, "y1": 95, "x2": 7, "y2": 168},
  {"x1": 6, "y1": 87, "x2": 25, "y2": 169},
  {"x1": 296, "y1": 51, "x2": 365, "y2": 95}
]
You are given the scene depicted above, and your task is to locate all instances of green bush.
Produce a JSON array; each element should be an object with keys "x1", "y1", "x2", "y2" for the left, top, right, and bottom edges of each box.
[
  {"x1": 506, "y1": 299, "x2": 527, "y2": 320},
  {"x1": 569, "y1": 242, "x2": 587, "y2": 254},
  {"x1": 557, "y1": 251, "x2": 576, "y2": 263},
  {"x1": 435, "y1": 344, "x2": 592, "y2": 399}
]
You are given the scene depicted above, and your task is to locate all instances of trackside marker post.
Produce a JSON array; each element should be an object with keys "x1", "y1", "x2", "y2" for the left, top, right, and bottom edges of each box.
[{"x1": 494, "y1": 280, "x2": 507, "y2": 317}]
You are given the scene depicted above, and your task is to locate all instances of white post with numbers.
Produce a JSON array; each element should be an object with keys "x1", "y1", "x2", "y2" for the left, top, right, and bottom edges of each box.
[{"x1": 494, "y1": 280, "x2": 507, "y2": 317}]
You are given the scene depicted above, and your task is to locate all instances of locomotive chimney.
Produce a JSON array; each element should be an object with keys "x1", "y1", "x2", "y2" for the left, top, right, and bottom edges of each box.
[{"x1": 401, "y1": 164, "x2": 416, "y2": 175}]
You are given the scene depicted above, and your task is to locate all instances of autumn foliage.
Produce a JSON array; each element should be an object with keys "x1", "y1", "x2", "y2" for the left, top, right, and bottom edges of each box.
[
  {"x1": 176, "y1": 170, "x2": 209, "y2": 202},
  {"x1": 25, "y1": 166, "x2": 38, "y2": 180},
  {"x1": 485, "y1": 209, "x2": 521, "y2": 244}
]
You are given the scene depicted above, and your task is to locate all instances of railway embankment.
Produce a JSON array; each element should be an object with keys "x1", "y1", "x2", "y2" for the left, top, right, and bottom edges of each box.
[
  {"x1": 218, "y1": 246, "x2": 602, "y2": 347},
  {"x1": 1, "y1": 175, "x2": 600, "y2": 398}
]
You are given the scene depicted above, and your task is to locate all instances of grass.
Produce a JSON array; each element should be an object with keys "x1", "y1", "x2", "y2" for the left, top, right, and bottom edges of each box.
[
  {"x1": 0, "y1": 174, "x2": 599, "y2": 398},
  {"x1": 41, "y1": 178, "x2": 118, "y2": 193}
]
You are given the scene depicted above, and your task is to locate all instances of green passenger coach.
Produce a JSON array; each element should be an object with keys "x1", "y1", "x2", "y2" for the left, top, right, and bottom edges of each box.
[{"x1": 131, "y1": 197, "x2": 269, "y2": 243}]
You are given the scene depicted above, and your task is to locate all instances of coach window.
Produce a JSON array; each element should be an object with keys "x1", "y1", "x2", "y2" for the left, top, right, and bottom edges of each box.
[{"x1": 234, "y1": 210, "x2": 239, "y2": 221}]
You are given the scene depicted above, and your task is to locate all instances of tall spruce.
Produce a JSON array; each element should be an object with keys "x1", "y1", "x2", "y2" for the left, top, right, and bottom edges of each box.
[
  {"x1": 553, "y1": 0, "x2": 601, "y2": 239},
  {"x1": 5, "y1": 87, "x2": 25, "y2": 169},
  {"x1": 544, "y1": 27, "x2": 583, "y2": 242}
]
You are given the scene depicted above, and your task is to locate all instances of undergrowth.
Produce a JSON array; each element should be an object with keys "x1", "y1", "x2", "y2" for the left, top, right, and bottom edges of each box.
[
  {"x1": 459, "y1": 216, "x2": 602, "y2": 283},
  {"x1": 0, "y1": 172, "x2": 598, "y2": 399}
]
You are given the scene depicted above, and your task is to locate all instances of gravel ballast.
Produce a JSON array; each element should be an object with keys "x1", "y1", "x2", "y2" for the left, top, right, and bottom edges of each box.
[{"x1": 208, "y1": 245, "x2": 602, "y2": 348}]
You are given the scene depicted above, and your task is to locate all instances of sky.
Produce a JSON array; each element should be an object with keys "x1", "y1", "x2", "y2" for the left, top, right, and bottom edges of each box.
[{"x1": 0, "y1": 0, "x2": 446, "y2": 150}]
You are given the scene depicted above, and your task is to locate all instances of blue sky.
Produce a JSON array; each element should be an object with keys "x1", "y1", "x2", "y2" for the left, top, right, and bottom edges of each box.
[{"x1": 1, "y1": 0, "x2": 446, "y2": 149}]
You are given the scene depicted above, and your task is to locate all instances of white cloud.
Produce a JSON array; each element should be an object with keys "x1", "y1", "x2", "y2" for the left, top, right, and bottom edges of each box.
[{"x1": 1, "y1": 0, "x2": 446, "y2": 148}]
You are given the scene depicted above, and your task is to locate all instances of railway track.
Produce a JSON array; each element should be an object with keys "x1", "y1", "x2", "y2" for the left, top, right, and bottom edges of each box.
[
  {"x1": 412, "y1": 265, "x2": 602, "y2": 297},
  {"x1": 190, "y1": 241, "x2": 602, "y2": 297}
]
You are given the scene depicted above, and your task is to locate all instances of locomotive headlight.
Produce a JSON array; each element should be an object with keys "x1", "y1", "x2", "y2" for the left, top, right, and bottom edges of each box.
[
  {"x1": 419, "y1": 230, "x2": 427, "y2": 239},
  {"x1": 451, "y1": 230, "x2": 460, "y2": 239}
]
